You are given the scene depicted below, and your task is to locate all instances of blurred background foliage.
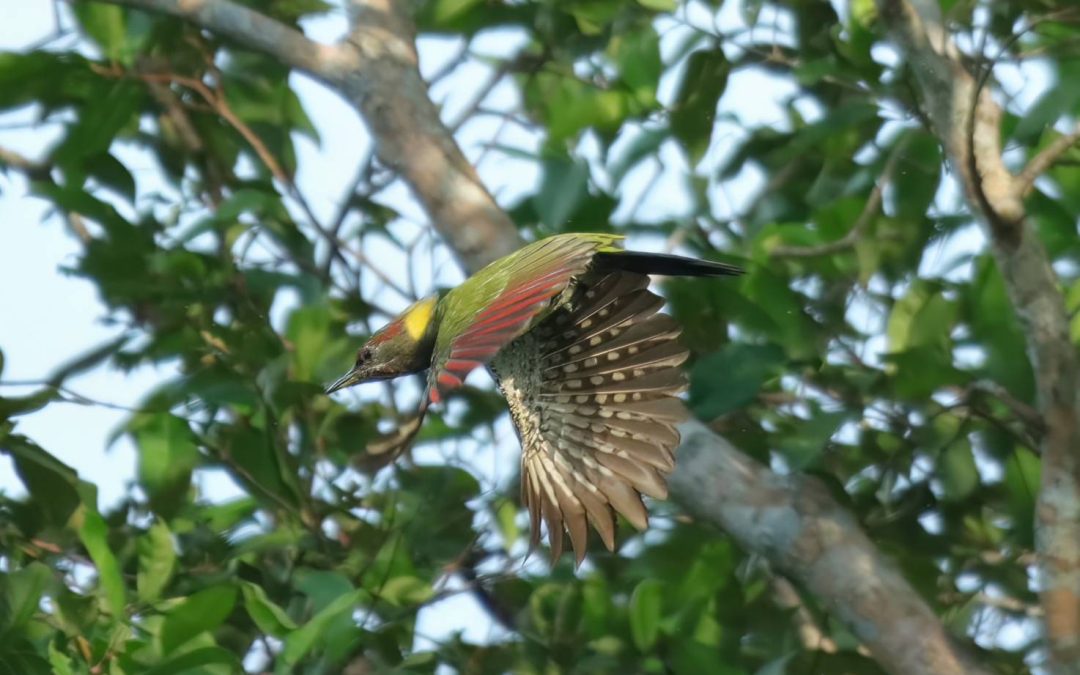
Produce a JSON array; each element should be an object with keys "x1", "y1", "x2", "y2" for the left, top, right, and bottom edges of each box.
[{"x1": 1, "y1": 0, "x2": 1078, "y2": 673}]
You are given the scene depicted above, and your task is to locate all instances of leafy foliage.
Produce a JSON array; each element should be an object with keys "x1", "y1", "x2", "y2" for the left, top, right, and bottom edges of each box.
[{"x1": 1, "y1": 0, "x2": 1077, "y2": 673}]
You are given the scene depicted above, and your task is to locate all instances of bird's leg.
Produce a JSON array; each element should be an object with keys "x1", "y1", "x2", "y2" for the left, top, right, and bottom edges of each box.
[{"x1": 354, "y1": 400, "x2": 429, "y2": 473}]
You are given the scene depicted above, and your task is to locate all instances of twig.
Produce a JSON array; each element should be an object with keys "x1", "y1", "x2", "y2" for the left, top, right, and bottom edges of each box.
[
  {"x1": 0, "y1": 145, "x2": 91, "y2": 243},
  {"x1": 770, "y1": 136, "x2": 910, "y2": 258},
  {"x1": 0, "y1": 146, "x2": 50, "y2": 178},
  {"x1": 98, "y1": 63, "x2": 411, "y2": 297},
  {"x1": 770, "y1": 575, "x2": 842, "y2": 653},
  {"x1": 448, "y1": 59, "x2": 511, "y2": 133},
  {"x1": 1015, "y1": 122, "x2": 1080, "y2": 196},
  {"x1": 968, "y1": 379, "x2": 1046, "y2": 438}
]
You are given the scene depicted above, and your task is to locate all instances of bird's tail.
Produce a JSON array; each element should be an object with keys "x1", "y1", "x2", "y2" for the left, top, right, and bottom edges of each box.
[{"x1": 594, "y1": 251, "x2": 743, "y2": 278}]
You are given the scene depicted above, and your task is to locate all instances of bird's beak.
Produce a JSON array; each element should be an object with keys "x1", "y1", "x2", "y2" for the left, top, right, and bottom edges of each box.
[{"x1": 325, "y1": 367, "x2": 363, "y2": 395}]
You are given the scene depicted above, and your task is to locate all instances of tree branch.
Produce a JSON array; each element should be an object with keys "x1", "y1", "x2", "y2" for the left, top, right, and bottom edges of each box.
[
  {"x1": 101, "y1": 0, "x2": 522, "y2": 273},
  {"x1": 0, "y1": 145, "x2": 91, "y2": 243},
  {"x1": 877, "y1": 1, "x2": 1080, "y2": 671},
  {"x1": 770, "y1": 135, "x2": 909, "y2": 259},
  {"x1": 334, "y1": 0, "x2": 523, "y2": 270},
  {"x1": 671, "y1": 422, "x2": 992, "y2": 675},
  {"x1": 90, "y1": 1, "x2": 994, "y2": 673},
  {"x1": 1016, "y1": 121, "x2": 1080, "y2": 196},
  {"x1": 105, "y1": 0, "x2": 334, "y2": 75}
]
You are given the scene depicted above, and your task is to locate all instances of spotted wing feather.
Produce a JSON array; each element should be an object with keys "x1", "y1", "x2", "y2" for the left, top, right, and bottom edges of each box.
[{"x1": 491, "y1": 271, "x2": 691, "y2": 564}]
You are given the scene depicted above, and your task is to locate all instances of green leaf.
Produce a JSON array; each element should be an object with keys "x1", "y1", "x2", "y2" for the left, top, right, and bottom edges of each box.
[
  {"x1": 286, "y1": 304, "x2": 331, "y2": 382},
  {"x1": 416, "y1": 0, "x2": 484, "y2": 28},
  {"x1": 566, "y1": 0, "x2": 621, "y2": 34},
  {"x1": 47, "y1": 641, "x2": 75, "y2": 675},
  {"x1": 495, "y1": 498, "x2": 520, "y2": 548},
  {"x1": 608, "y1": 128, "x2": 667, "y2": 186},
  {"x1": 142, "y1": 646, "x2": 241, "y2": 675},
  {"x1": 282, "y1": 589, "x2": 367, "y2": 665},
  {"x1": 1013, "y1": 60, "x2": 1080, "y2": 143},
  {"x1": 1004, "y1": 446, "x2": 1041, "y2": 546},
  {"x1": 777, "y1": 409, "x2": 848, "y2": 469},
  {"x1": 160, "y1": 585, "x2": 238, "y2": 655},
  {"x1": 965, "y1": 256, "x2": 1033, "y2": 402},
  {"x1": 46, "y1": 335, "x2": 128, "y2": 387},
  {"x1": 75, "y1": 505, "x2": 126, "y2": 620},
  {"x1": 0, "y1": 639, "x2": 51, "y2": 675},
  {"x1": 71, "y1": 2, "x2": 127, "y2": 61},
  {"x1": 137, "y1": 519, "x2": 177, "y2": 603},
  {"x1": 0, "y1": 52, "x2": 97, "y2": 112},
  {"x1": 637, "y1": 0, "x2": 676, "y2": 10},
  {"x1": 1, "y1": 562, "x2": 52, "y2": 632},
  {"x1": 533, "y1": 156, "x2": 590, "y2": 229},
  {"x1": 0, "y1": 388, "x2": 57, "y2": 419},
  {"x1": 84, "y1": 152, "x2": 137, "y2": 202},
  {"x1": 4, "y1": 436, "x2": 82, "y2": 527},
  {"x1": 887, "y1": 281, "x2": 955, "y2": 354},
  {"x1": 938, "y1": 440, "x2": 978, "y2": 502},
  {"x1": 610, "y1": 25, "x2": 662, "y2": 107},
  {"x1": 219, "y1": 426, "x2": 301, "y2": 508},
  {"x1": 130, "y1": 413, "x2": 199, "y2": 516},
  {"x1": 240, "y1": 582, "x2": 297, "y2": 638},
  {"x1": 524, "y1": 72, "x2": 629, "y2": 142},
  {"x1": 690, "y1": 343, "x2": 784, "y2": 419},
  {"x1": 891, "y1": 130, "x2": 941, "y2": 221},
  {"x1": 629, "y1": 579, "x2": 663, "y2": 651},
  {"x1": 670, "y1": 49, "x2": 729, "y2": 164},
  {"x1": 849, "y1": 0, "x2": 877, "y2": 26},
  {"x1": 379, "y1": 576, "x2": 434, "y2": 607},
  {"x1": 52, "y1": 80, "x2": 143, "y2": 169}
]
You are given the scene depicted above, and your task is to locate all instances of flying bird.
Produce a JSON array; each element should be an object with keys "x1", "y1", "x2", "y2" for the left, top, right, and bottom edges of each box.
[{"x1": 326, "y1": 233, "x2": 741, "y2": 563}]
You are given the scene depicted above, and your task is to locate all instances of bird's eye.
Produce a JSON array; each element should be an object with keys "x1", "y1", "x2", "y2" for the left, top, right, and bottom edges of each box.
[{"x1": 358, "y1": 347, "x2": 373, "y2": 363}]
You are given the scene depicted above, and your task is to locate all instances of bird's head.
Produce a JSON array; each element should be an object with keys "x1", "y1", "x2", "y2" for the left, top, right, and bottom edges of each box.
[{"x1": 325, "y1": 294, "x2": 439, "y2": 395}]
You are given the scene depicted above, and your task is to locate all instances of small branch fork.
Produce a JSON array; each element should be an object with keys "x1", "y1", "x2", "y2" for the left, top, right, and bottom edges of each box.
[
  {"x1": 102, "y1": 0, "x2": 523, "y2": 273},
  {"x1": 770, "y1": 135, "x2": 911, "y2": 259}
]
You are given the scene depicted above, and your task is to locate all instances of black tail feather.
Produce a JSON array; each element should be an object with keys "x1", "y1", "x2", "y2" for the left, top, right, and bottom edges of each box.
[{"x1": 594, "y1": 251, "x2": 743, "y2": 278}]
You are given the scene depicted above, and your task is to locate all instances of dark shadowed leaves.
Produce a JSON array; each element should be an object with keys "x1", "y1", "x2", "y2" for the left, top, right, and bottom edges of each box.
[
  {"x1": 690, "y1": 343, "x2": 784, "y2": 420},
  {"x1": 670, "y1": 49, "x2": 729, "y2": 164}
]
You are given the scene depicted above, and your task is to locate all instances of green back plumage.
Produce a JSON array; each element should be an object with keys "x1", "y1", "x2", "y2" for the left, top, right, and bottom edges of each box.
[
  {"x1": 435, "y1": 233, "x2": 623, "y2": 350},
  {"x1": 425, "y1": 233, "x2": 624, "y2": 400}
]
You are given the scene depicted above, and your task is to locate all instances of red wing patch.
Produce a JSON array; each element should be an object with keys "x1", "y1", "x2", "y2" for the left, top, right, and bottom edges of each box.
[{"x1": 429, "y1": 266, "x2": 583, "y2": 401}]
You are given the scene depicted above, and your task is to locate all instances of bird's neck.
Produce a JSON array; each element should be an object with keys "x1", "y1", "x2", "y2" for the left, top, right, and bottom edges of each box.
[{"x1": 383, "y1": 294, "x2": 440, "y2": 375}]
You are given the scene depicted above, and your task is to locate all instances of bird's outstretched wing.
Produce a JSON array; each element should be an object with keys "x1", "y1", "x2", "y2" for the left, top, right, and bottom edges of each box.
[
  {"x1": 490, "y1": 270, "x2": 690, "y2": 564},
  {"x1": 426, "y1": 234, "x2": 622, "y2": 404}
]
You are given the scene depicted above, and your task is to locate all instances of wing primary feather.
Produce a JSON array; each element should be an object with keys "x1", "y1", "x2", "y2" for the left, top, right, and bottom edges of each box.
[{"x1": 494, "y1": 270, "x2": 690, "y2": 563}]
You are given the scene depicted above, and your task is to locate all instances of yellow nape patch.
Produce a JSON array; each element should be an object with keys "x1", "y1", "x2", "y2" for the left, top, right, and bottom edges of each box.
[{"x1": 403, "y1": 295, "x2": 438, "y2": 340}]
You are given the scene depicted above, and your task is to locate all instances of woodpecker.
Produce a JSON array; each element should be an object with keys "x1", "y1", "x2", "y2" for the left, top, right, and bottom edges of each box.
[{"x1": 326, "y1": 233, "x2": 741, "y2": 563}]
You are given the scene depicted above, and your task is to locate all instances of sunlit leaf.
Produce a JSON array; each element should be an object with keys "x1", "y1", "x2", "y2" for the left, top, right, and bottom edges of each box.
[
  {"x1": 130, "y1": 413, "x2": 199, "y2": 516},
  {"x1": 74, "y1": 504, "x2": 126, "y2": 620},
  {"x1": 137, "y1": 519, "x2": 176, "y2": 603},
  {"x1": 670, "y1": 49, "x2": 729, "y2": 164},
  {"x1": 629, "y1": 579, "x2": 663, "y2": 651},
  {"x1": 160, "y1": 585, "x2": 238, "y2": 654},
  {"x1": 240, "y1": 581, "x2": 297, "y2": 638},
  {"x1": 282, "y1": 589, "x2": 367, "y2": 665}
]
